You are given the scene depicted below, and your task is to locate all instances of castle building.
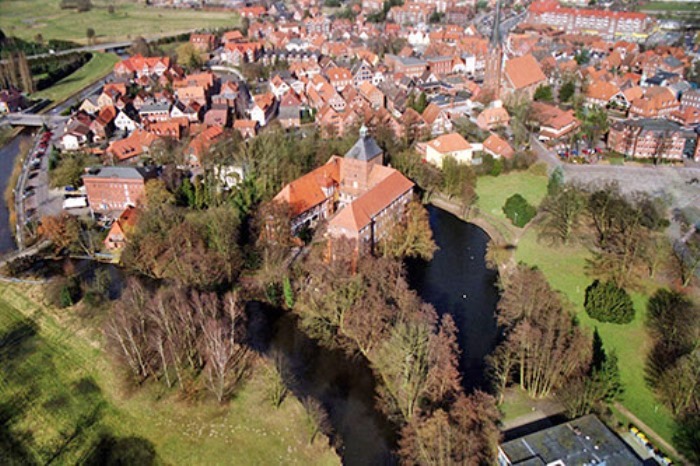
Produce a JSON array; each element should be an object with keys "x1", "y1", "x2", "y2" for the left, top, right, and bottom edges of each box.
[{"x1": 274, "y1": 126, "x2": 414, "y2": 255}]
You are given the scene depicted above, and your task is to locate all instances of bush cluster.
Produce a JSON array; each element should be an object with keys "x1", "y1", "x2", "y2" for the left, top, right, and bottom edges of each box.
[{"x1": 584, "y1": 280, "x2": 635, "y2": 324}]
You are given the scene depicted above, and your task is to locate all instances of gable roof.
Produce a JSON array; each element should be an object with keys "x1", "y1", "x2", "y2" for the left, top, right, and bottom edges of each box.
[
  {"x1": 483, "y1": 133, "x2": 515, "y2": 159},
  {"x1": 427, "y1": 133, "x2": 471, "y2": 153},
  {"x1": 274, "y1": 157, "x2": 342, "y2": 217},
  {"x1": 504, "y1": 54, "x2": 547, "y2": 90}
]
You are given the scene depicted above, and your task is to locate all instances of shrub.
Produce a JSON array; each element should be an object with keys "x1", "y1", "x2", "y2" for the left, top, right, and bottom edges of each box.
[
  {"x1": 503, "y1": 194, "x2": 536, "y2": 228},
  {"x1": 584, "y1": 280, "x2": 635, "y2": 324}
]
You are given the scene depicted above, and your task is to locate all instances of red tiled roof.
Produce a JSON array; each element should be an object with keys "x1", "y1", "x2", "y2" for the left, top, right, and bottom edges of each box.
[
  {"x1": 504, "y1": 54, "x2": 547, "y2": 90},
  {"x1": 274, "y1": 157, "x2": 342, "y2": 217}
]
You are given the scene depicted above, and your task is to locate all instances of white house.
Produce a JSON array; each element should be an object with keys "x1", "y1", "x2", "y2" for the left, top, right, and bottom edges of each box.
[
  {"x1": 61, "y1": 125, "x2": 91, "y2": 151},
  {"x1": 269, "y1": 75, "x2": 291, "y2": 99},
  {"x1": 114, "y1": 109, "x2": 140, "y2": 133},
  {"x1": 425, "y1": 133, "x2": 475, "y2": 167}
]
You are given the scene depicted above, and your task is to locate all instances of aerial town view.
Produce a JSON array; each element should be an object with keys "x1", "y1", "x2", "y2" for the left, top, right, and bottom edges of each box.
[{"x1": 0, "y1": 0, "x2": 699, "y2": 464}]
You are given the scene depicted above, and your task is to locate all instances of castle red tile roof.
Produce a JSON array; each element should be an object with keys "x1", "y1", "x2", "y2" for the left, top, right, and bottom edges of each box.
[{"x1": 274, "y1": 157, "x2": 342, "y2": 217}]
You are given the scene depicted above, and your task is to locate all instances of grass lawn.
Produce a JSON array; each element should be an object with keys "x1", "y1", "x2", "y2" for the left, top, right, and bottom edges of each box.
[
  {"x1": 0, "y1": 0, "x2": 239, "y2": 44},
  {"x1": 514, "y1": 229, "x2": 677, "y2": 445},
  {"x1": 31, "y1": 52, "x2": 119, "y2": 103},
  {"x1": 0, "y1": 283, "x2": 339, "y2": 465},
  {"x1": 475, "y1": 169, "x2": 549, "y2": 238},
  {"x1": 640, "y1": 1, "x2": 700, "y2": 12}
]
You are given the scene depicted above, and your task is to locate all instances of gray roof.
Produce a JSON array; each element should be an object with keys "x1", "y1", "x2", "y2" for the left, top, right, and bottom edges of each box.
[
  {"x1": 83, "y1": 166, "x2": 155, "y2": 180},
  {"x1": 386, "y1": 54, "x2": 427, "y2": 67},
  {"x1": 344, "y1": 128, "x2": 383, "y2": 162},
  {"x1": 500, "y1": 415, "x2": 643, "y2": 466},
  {"x1": 139, "y1": 102, "x2": 171, "y2": 113}
]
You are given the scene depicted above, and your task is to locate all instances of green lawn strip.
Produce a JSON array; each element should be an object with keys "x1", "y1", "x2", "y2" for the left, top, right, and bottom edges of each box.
[
  {"x1": 0, "y1": 0, "x2": 239, "y2": 44},
  {"x1": 514, "y1": 230, "x2": 676, "y2": 444},
  {"x1": 31, "y1": 52, "x2": 120, "y2": 103},
  {"x1": 640, "y1": 1, "x2": 700, "y2": 12},
  {"x1": 0, "y1": 283, "x2": 339, "y2": 465},
  {"x1": 476, "y1": 171, "x2": 548, "y2": 226}
]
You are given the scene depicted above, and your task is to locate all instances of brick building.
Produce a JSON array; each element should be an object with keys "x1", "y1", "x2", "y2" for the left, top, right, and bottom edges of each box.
[
  {"x1": 83, "y1": 166, "x2": 157, "y2": 213},
  {"x1": 527, "y1": 0, "x2": 652, "y2": 41},
  {"x1": 274, "y1": 127, "x2": 414, "y2": 255},
  {"x1": 608, "y1": 119, "x2": 697, "y2": 161},
  {"x1": 384, "y1": 54, "x2": 427, "y2": 78}
]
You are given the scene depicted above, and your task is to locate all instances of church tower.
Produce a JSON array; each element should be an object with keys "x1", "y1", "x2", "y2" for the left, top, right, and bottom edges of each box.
[{"x1": 484, "y1": 0, "x2": 503, "y2": 101}]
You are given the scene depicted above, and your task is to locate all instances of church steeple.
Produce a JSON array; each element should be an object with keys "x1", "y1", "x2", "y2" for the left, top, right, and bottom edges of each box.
[
  {"x1": 484, "y1": 0, "x2": 504, "y2": 101},
  {"x1": 490, "y1": 0, "x2": 502, "y2": 47}
]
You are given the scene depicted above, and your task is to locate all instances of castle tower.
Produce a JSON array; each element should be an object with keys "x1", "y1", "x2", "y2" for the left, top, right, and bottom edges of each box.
[{"x1": 484, "y1": 0, "x2": 504, "y2": 102}]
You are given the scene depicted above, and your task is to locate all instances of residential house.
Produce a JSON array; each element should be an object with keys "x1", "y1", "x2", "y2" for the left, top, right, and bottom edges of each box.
[
  {"x1": 204, "y1": 104, "x2": 230, "y2": 128},
  {"x1": 477, "y1": 105, "x2": 510, "y2": 131},
  {"x1": 113, "y1": 55, "x2": 170, "y2": 78},
  {"x1": 170, "y1": 100, "x2": 201, "y2": 123},
  {"x1": 483, "y1": 133, "x2": 515, "y2": 159},
  {"x1": 105, "y1": 129, "x2": 158, "y2": 164},
  {"x1": 114, "y1": 107, "x2": 140, "y2": 133},
  {"x1": 250, "y1": 93, "x2": 277, "y2": 126},
  {"x1": 358, "y1": 82, "x2": 384, "y2": 109},
  {"x1": 629, "y1": 86, "x2": 680, "y2": 119},
  {"x1": 190, "y1": 33, "x2": 218, "y2": 52},
  {"x1": 104, "y1": 206, "x2": 140, "y2": 250},
  {"x1": 61, "y1": 123, "x2": 92, "y2": 151},
  {"x1": 422, "y1": 103, "x2": 453, "y2": 135},
  {"x1": 585, "y1": 80, "x2": 624, "y2": 108},
  {"x1": 78, "y1": 97, "x2": 101, "y2": 115},
  {"x1": 425, "y1": 133, "x2": 476, "y2": 167},
  {"x1": 186, "y1": 126, "x2": 225, "y2": 167},
  {"x1": 83, "y1": 166, "x2": 157, "y2": 213},
  {"x1": 233, "y1": 119, "x2": 259, "y2": 139},
  {"x1": 278, "y1": 91, "x2": 302, "y2": 129},
  {"x1": 270, "y1": 75, "x2": 291, "y2": 99},
  {"x1": 90, "y1": 105, "x2": 117, "y2": 142},
  {"x1": 530, "y1": 102, "x2": 580, "y2": 140},
  {"x1": 138, "y1": 102, "x2": 171, "y2": 123}
]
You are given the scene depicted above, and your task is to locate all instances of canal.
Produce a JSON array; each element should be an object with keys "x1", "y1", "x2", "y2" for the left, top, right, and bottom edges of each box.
[{"x1": 0, "y1": 131, "x2": 32, "y2": 255}]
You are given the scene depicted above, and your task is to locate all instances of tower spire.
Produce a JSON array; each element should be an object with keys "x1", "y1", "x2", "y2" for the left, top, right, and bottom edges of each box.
[{"x1": 490, "y1": 0, "x2": 502, "y2": 47}]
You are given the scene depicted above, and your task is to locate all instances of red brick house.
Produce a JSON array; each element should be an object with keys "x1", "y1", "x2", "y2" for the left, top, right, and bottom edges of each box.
[{"x1": 83, "y1": 166, "x2": 157, "y2": 213}]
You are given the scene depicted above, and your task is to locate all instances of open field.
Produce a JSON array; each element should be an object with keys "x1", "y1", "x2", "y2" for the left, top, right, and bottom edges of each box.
[
  {"x1": 0, "y1": 282, "x2": 339, "y2": 465},
  {"x1": 514, "y1": 229, "x2": 677, "y2": 445},
  {"x1": 640, "y1": 1, "x2": 700, "y2": 12},
  {"x1": 31, "y1": 52, "x2": 119, "y2": 103},
  {"x1": 474, "y1": 169, "x2": 549, "y2": 241},
  {"x1": 0, "y1": 0, "x2": 239, "y2": 44}
]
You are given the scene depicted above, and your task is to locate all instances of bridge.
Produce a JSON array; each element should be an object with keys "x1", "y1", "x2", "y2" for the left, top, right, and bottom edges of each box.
[{"x1": 0, "y1": 113, "x2": 69, "y2": 128}]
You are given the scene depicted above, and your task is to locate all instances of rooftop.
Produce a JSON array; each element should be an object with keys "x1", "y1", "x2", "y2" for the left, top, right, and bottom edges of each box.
[
  {"x1": 499, "y1": 415, "x2": 644, "y2": 466},
  {"x1": 344, "y1": 126, "x2": 383, "y2": 162}
]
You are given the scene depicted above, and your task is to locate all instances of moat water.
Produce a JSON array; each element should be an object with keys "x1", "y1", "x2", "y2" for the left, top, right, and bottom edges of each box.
[
  {"x1": 0, "y1": 131, "x2": 33, "y2": 255},
  {"x1": 254, "y1": 205, "x2": 500, "y2": 465}
]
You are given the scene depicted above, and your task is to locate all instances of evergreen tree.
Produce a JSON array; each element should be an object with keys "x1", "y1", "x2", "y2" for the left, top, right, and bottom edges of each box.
[{"x1": 584, "y1": 280, "x2": 635, "y2": 324}]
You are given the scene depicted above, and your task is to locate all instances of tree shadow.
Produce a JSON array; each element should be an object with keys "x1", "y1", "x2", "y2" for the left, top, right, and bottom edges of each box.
[{"x1": 81, "y1": 433, "x2": 158, "y2": 466}]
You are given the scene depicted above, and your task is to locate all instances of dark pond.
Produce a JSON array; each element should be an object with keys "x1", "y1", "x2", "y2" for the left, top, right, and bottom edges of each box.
[
  {"x1": 0, "y1": 131, "x2": 33, "y2": 255},
  {"x1": 250, "y1": 205, "x2": 500, "y2": 465},
  {"x1": 407, "y1": 205, "x2": 500, "y2": 390}
]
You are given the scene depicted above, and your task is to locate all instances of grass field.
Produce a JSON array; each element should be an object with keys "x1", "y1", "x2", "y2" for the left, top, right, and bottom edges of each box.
[
  {"x1": 474, "y1": 170, "x2": 677, "y2": 447},
  {"x1": 640, "y1": 1, "x2": 700, "y2": 12},
  {"x1": 475, "y1": 169, "x2": 549, "y2": 238},
  {"x1": 514, "y1": 228, "x2": 677, "y2": 444},
  {"x1": 0, "y1": 0, "x2": 239, "y2": 44},
  {"x1": 0, "y1": 283, "x2": 339, "y2": 465},
  {"x1": 31, "y1": 52, "x2": 119, "y2": 103}
]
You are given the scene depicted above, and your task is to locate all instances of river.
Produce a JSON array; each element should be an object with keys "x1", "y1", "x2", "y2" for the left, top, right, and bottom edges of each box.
[{"x1": 0, "y1": 131, "x2": 32, "y2": 255}]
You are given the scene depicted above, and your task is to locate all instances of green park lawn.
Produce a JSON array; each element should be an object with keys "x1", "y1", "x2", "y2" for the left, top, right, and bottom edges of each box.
[
  {"x1": 475, "y1": 169, "x2": 677, "y2": 446},
  {"x1": 0, "y1": 283, "x2": 339, "y2": 465},
  {"x1": 515, "y1": 228, "x2": 677, "y2": 444},
  {"x1": 0, "y1": 0, "x2": 239, "y2": 44},
  {"x1": 640, "y1": 1, "x2": 700, "y2": 12},
  {"x1": 31, "y1": 52, "x2": 119, "y2": 104},
  {"x1": 474, "y1": 169, "x2": 549, "y2": 239}
]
